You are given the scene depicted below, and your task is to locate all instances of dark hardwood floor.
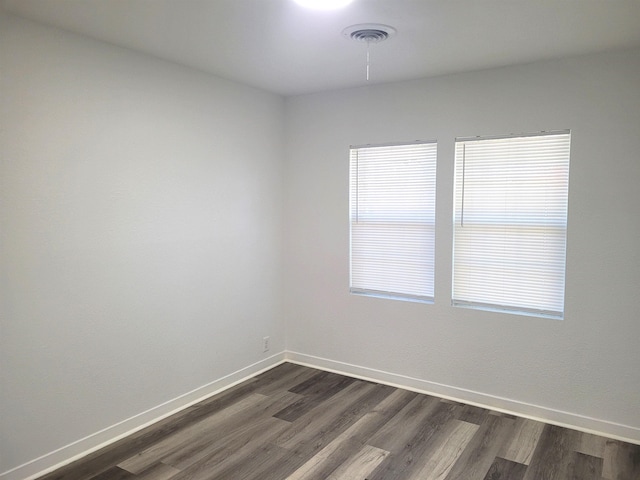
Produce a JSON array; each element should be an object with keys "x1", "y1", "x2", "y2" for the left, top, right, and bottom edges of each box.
[{"x1": 37, "y1": 363, "x2": 640, "y2": 480}]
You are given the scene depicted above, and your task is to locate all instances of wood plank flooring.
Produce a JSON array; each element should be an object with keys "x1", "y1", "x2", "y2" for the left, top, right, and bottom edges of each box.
[{"x1": 37, "y1": 363, "x2": 640, "y2": 480}]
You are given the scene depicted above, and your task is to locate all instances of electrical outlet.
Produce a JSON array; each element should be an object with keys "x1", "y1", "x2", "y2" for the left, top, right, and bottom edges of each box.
[{"x1": 263, "y1": 336, "x2": 270, "y2": 352}]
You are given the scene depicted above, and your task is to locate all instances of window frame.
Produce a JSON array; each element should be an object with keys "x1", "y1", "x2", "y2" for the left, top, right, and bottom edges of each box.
[
  {"x1": 451, "y1": 130, "x2": 571, "y2": 319},
  {"x1": 349, "y1": 140, "x2": 438, "y2": 303}
]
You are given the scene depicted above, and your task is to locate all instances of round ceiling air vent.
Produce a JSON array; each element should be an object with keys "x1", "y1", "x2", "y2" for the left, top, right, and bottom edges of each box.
[{"x1": 342, "y1": 23, "x2": 397, "y2": 43}]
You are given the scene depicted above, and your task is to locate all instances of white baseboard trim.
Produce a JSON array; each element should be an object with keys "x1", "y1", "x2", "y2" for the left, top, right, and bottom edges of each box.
[
  {"x1": 4, "y1": 350, "x2": 639, "y2": 480},
  {"x1": 285, "y1": 351, "x2": 640, "y2": 446},
  {"x1": 0, "y1": 352, "x2": 286, "y2": 480}
]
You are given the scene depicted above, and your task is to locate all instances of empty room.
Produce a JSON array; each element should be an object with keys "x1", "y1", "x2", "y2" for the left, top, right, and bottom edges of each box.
[{"x1": 1, "y1": 1, "x2": 639, "y2": 479}]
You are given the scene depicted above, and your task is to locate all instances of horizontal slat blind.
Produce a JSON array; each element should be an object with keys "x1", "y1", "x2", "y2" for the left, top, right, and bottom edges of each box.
[
  {"x1": 453, "y1": 132, "x2": 570, "y2": 318},
  {"x1": 350, "y1": 142, "x2": 437, "y2": 301}
]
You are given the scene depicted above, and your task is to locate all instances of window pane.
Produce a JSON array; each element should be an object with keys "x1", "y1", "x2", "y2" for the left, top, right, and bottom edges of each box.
[
  {"x1": 350, "y1": 142, "x2": 437, "y2": 302},
  {"x1": 452, "y1": 132, "x2": 571, "y2": 318}
]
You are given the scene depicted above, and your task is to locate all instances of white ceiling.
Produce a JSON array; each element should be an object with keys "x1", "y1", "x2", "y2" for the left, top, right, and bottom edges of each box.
[{"x1": 3, "y1": 0, "x2": 640, "y2": 96}]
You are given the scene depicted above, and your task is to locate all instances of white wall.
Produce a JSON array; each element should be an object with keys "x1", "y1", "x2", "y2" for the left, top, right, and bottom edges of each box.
[
  {"x1": 284, "y1": 49, "x2": 640, "y2": 440},
  {"x1": 0, "y1": 12, "x2": 285, "y2": 476},
  {"x1": 2, "y1": 7, "x2": 640, "y2": 479}
]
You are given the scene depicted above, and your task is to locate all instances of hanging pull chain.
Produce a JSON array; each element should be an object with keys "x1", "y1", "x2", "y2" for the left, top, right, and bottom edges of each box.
[{"x1": 366, "y1": 39, "x2": 371, "y2": 81}]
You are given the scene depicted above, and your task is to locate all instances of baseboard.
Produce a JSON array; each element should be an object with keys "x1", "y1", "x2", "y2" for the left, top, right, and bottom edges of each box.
[
  {"x1": 285, "y1": 351, "x2": 640, "y2": 445},
  {"x1": 0, "y1": 352, "x2": 286, "y2": 480},
  {"x1": 5, "y1": 349, "x2": 639, "y2": 480}
]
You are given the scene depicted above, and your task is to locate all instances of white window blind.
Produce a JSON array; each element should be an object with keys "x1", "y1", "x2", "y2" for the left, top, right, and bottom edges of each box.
[
  {"x1": 452, "y1": 131, "x2": 571, "y2": 318},
  {"x1": 350, "y1": 142, "x2": 437, "y2": 302}
]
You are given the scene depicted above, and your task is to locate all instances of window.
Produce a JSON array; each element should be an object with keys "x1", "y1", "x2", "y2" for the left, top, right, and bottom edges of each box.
[
  {"x1": 350, "y1": 141, "x2": 437, "y2": 302},
  {"x1": 452, "y1": 131, "x2": 571, "y2": 318}
]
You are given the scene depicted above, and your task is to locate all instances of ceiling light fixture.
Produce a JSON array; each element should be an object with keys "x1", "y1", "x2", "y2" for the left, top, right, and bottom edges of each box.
[
  {"x1": 293, "y1": 0, "x2": 354, "y2": 10},
  {"x1": 343, "y1": 23, "x2": 396, "y2": 81}
]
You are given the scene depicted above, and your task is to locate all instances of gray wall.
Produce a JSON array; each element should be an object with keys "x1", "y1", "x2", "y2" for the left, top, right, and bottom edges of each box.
[
  {"x1": 0, "y1": 12, "x2": 285, "y2": 475},
  {"x1": 284, "y1": 48, "x2": 640, "y2": 440}
]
